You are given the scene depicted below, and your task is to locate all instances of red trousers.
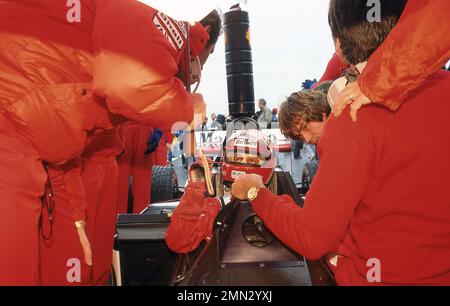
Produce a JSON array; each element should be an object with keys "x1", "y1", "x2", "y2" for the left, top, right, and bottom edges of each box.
[
  {"x1": 82, "y1": 158, "x2": 119, "y2": 286},
  {"x1": 117, "y1": 125, "x2": 154, "y2": 214},
  {"x1": 0, "y1": 118, "x2": 46, "y2": 285},
  {"x1": 39, "y1": 159, "x2": 119, "y2": 286},
  {"x1": 152, "y1": 140, "x2": 169, "y2": 167},
  {"x1": 39, "y1": 165, "x2": 91, "y2": 286}
]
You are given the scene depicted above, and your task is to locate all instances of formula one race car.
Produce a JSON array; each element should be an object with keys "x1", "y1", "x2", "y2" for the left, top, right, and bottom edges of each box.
[{"x1": 112, "y1": 5, "x2": 335, "y2": 287}]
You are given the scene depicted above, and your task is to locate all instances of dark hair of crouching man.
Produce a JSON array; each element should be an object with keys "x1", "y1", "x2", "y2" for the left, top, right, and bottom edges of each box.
[
  {"x1": 200, "y1": 10, "x2": 222, "y2": 46},
  {"x1": 197, "y1": 10, "x2": 222, "y2": 65},
  {"x1": 328, "y1": 0, "x2": 407, "y2": 66},
  {"x1": 232, "y1": 0, "x2": 450, "y2": 286}
]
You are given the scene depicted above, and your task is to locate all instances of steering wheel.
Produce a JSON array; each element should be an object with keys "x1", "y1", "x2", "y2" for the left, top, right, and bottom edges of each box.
[{"x1": 243, "y1": 215, "x2": 274, "y2": 248}]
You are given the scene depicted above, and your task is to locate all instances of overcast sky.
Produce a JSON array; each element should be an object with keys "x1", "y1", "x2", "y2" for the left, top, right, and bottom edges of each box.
[{"x1": 140, "y1": 0, "x2": 335, "y2": 117}]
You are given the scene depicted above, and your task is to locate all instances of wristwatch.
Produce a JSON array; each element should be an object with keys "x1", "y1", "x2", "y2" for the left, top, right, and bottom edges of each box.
[{"x1": 247, "y1": 186, "x2": 261, "y2": 202}]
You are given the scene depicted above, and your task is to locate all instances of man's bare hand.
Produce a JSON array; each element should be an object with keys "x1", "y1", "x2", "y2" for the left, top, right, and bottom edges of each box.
[
  {"x1": 231, "y1": 174, "x2": 265, "y2": 200},
  {"x1": 76, "y1": 226, "x2": 93, "y2": 266},
  {"x1": 333, "y1": 82, "x2": 372, "y2": 122}
]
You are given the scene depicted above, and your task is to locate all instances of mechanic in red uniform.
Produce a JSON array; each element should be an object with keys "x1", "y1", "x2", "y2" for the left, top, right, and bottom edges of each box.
[
  {"x1": 117, "y1": 126, "x2": 168, "y2": 214},
  {"x1": 333, "y1": 0, "x2": 450, "y2": 121},
  {"x1": 0, "y1": 0, "x2": 212, "y2": 285},
  {"x1": 117, "y1": 11, "x2": 222, "y2": 215},
  {"x1": 153, "y1": 131, "x2": 172, "y2": 167},
  {"x1": 117, "y1": 125, "x2": 157, "y2": 214},
  {"x1": 81, "y1": 127, "x2": 126, "y2": 286},
  {"x1": 40, "y1": 127, "x2": 126, "y2": 286},
  {"x1": 43, "y1": 8, "x2": 221, "y2": 286},
  {"x1": 232, "y1": 0, "x2": 450, "y2": 285},
  {"x1": 39, "y1": 158, "x2": 92, "y2": 285}
]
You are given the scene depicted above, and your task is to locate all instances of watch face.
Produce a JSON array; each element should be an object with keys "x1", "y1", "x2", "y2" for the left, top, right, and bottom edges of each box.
[{"x1": 248, "y1": 187, "x2": 257, "y2": 200}]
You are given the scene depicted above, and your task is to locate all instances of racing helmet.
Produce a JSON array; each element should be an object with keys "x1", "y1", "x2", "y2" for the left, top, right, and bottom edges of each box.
[{"x1": 222, "y1": 129, "x2": 276, "y2": 185}]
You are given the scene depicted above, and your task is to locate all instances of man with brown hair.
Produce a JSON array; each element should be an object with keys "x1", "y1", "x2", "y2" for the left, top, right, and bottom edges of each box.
[{"x1": 279, "y1": 90, "x2": 331, "y2": 145}]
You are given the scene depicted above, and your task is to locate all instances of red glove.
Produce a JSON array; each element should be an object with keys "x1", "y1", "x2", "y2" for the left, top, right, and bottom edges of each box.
[
  {"x1": 188, "y1": 157, "x2": 213, "y2": 182},
  {"x1": 165, "y1": 182, "x2": 221, "y2": 254}
]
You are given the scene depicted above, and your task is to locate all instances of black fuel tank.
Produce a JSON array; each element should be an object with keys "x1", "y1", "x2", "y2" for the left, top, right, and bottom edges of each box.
[{"x1": 224, "y1": 6, "x2": 255, "y2": 118}]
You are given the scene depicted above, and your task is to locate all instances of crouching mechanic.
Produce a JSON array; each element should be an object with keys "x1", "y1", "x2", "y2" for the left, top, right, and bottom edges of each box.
[
  {"x1": 118, "y1": 10, "x2": 222, "y2": 215},
  {"x1": 232, "y1": 0, "x2": 450, "y2": 285},
  {"x1": 0, "y1": 0, "x2": 215, "y2": 285},
  {"x1": 42, "y1": 8, "x2": 220, "y2": 286},
  {"x1": 278, "y1": 90, "x2": 331, "y2": 145}
]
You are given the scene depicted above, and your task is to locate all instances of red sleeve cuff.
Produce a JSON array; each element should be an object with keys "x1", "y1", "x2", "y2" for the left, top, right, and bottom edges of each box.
[
  {"x1": 251, "y1": 188, "x2": 279, "y2": 218},
  {"x1": 72, "y1": 210, "x2": 86, "y2": 222}
]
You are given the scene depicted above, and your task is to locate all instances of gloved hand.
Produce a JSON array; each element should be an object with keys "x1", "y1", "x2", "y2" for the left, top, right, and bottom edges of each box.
[
  {"x1": 144, "y1": 128, "x2": 163, "y2": 155},
  {"x1": 302, "y1": 79, "x2": 318, "y2": 90},
  {"x1": 165, "y1": 154, "x2": 221, "y2": 254},
  {"x1": 165, "y1": 181, "x2": 221, "y2": 254},
  {"x1": 189, "y1": 153, "x2": 215, "y2": 196}
]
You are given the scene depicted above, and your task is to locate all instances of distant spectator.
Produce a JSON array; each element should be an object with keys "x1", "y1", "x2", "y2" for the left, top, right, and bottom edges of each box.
[
  {"x1": 272, "y1": 108, "x2": 279, "y2": 123},
  {"x1": 211, "y1": 114, "x2": 226, "y2": 131},
  {"x1": 302, "y1": 79, "x2": 318, "y2": 90},
  {"x1": 201, "y1": 117, "x2": 209, "y2": 131},
  {"x1": 199, "y1": 117, "x2": 210, "y2": 143},
  {"x1": 257, "y1": 99, "x2": 273, "y2": 128}
]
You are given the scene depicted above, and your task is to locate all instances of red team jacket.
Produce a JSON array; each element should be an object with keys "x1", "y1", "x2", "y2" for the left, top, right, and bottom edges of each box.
[
  {"x1": 358, "y1": 0, "x2": 450, "y2": 110},
  {"x1": 0, "y1": 0, "x2": 209, "y2": 221},
  {"x1": 253, "y1": 70, "x2": 450, "y2": 285},
  {"x1": 252, "y1": 1, "x2": 450, "y2": 285}
]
